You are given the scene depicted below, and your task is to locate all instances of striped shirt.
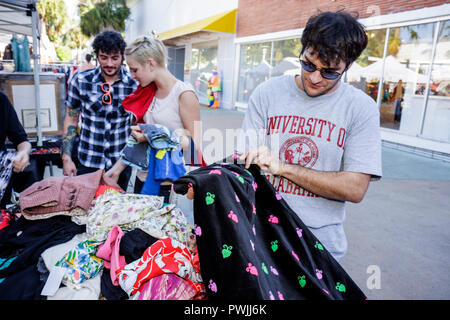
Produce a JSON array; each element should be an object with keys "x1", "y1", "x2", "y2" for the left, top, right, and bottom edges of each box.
[{"x1": 66, "y1": 66, "x2": 137, "y2": 169}]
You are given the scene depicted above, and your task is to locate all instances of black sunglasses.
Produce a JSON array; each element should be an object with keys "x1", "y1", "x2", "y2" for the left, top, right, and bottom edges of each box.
[
  {"x1": 299, "y1": 59, "x2": 344, "y2": 80},
  {"x1": 101, "y1": 82, "x2": 112, "y2": 105}
]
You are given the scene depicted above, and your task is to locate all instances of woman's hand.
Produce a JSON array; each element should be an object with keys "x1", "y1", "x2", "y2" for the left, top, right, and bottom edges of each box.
[
  {"x1": 13, "y1": 150, "x2": 30, "y2": 173},
  {"x1": 105, "y1": 168, "x2": 121, "y2": 183},
  {"x1": 130, "y1": 125, "x2": 148, "y2": 143},
  {"x1": 105, "y1": 160, "x2": 127, "y2": 183}
]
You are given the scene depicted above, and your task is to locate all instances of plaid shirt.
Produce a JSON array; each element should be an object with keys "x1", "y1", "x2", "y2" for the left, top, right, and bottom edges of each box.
[{"x1": 66, "y1": 66, "x2": 137, "y2": 169}]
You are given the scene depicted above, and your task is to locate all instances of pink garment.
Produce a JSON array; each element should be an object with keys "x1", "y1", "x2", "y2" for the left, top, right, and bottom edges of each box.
[
  {"x1": 97, "y1": 225, "x2": 126, "y2": 286},
  {"x1": 19, "y1": 169, "x2": 121, "y2": 216},
  {"x1": 138, "y1": 273, "x2": 206, "y2": 300}
]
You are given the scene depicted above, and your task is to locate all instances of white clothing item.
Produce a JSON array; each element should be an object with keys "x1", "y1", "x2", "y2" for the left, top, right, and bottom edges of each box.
[
  {"x1": 143, "y1": 80, "x2": 196, "y2": 134},
  {"x1": 237, "y1": 75, "x2": 382, "y2": 260},
  {"x1": 137, "y1": 80, "x2": 197, "y2": 182},
  {"x1": 41, "y1": 233, "x2": 101, "y2": 300},
  {"x1": 46, "y1": 275, "x2": 101, "y2": 300}
]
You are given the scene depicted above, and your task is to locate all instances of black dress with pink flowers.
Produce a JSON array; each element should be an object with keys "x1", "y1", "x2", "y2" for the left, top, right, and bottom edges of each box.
[{"x1": 173, "y1": 156, "x2": 366, "y2": 300}]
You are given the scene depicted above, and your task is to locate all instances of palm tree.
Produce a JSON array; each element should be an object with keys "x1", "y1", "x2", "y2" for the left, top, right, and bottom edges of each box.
[
  {"x1": 64, "y1": 26, "x2": 89, "y2": 62},
  {"x1": 37, "y1": 0, "x2": 69, "y2": 44},
  {"x1": 79, "y1": 0, "x2": 131, "y2": 37}
]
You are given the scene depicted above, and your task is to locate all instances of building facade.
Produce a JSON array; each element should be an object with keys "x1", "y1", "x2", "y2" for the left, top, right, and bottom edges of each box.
[
  {"x1": 234, "y1": 0, "x2": 450, "y2": 158},
  {"x1": 125, "y1": 0, "x2": 450, "y2": 158},
  {"x1": 125, "y1": 0, "x2": 238, "y2": 109}
]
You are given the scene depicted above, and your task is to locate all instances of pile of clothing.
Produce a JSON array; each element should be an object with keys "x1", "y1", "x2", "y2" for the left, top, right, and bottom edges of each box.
[
  {"x1": 0, "y1": 155, "x2": 367, "y2": 300},
  {"x1": 0, "y1": 169, "x2": 205, "y2": 300}
]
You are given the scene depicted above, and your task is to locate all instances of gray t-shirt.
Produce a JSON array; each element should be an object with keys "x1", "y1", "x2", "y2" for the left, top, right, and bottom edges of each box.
[{"x1": 237, "y1": 75, "x2": 382, "y2": 260}]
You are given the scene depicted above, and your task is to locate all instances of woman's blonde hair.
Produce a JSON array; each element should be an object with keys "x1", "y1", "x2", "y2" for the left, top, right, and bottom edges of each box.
[{"x1": 125, "y1": 35, "x2": 168, "y2": 67}]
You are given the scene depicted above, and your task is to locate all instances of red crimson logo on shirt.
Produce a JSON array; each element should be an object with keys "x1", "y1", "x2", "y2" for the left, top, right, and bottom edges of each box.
[{"x1": 279, "y1": 136, "x2": 318, "y2": 168}]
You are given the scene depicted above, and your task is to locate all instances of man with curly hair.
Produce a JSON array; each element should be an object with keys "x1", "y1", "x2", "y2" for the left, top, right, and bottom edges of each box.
[
  {"x1": 239, "y1": 11, "x2": 382, "y2": 261},
  {"x1": 62, "y1": 30, "x2": 137, "y2": 191}
]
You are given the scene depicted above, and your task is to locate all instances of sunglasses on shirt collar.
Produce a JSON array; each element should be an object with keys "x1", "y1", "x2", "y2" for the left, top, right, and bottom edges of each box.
[
  {"x1": 299, "y1": 57, "x2": 346, "y2": 80},
  {"x1": 101, "y1": 82, "x2": 112, "y2": 105}
]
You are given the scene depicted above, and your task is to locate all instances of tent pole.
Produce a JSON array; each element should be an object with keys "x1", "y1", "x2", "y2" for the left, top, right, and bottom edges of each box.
[{"x1": 30, "y1": 0, "x2": 42, "y2": 147}]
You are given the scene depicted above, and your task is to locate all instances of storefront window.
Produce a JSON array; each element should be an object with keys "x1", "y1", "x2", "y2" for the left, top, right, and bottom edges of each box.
[
  {"x1": 237, "y1": 42, "x2": 272, "y2": 103},
  {"x1": 346, "y1": 24, "x2": 436, "y2": 134},
  {"x1": 387, "y1": 22, "x2": 435, "y2": 134},
  {"x1": 237, "y1": 39, "x2": 301, "y2": 104},
  {"x1": 190, "y1": 43, "x2": 218, "y2": 104},
  {"x1": 270, "y1": 39, "x2": 302, "y2": 77},
  {"x1": 422, "y1": 20, "x2": 450, "y2": 142},
  {"x1": 347, "y1": 29, "x2": 387, "y2": 101}
]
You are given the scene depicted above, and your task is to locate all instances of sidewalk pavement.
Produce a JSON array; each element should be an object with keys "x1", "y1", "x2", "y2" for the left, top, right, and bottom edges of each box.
[{"x1": 341, "y1": 146, "x2": 450, "y2": 300}]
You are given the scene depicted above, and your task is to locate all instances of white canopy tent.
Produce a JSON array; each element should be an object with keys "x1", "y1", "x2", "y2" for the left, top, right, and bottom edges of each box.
[
  {"x1": 271, "y1": 57, "x2": 300, "y2": 76},
  {"x1": 344, "y1": 62, "x2": 364, "y2": 82},
  {"x1": 247, "y1": 60, "x2": 272, "y2": 75},
  {"x1": 0, "y1": 0, "x2": 43, "y2": 146},
  {"x1": 359, "y1": 55, "x2": 428, "y2": 83}
]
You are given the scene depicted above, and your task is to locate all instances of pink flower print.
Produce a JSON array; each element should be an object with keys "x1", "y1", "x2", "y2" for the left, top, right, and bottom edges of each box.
[
  {"x1": 208, "y1": 280, "x2": 217, "y2": 293},
  {"x1": 252, "y1": 202, "x2": 256, "y2": 214},
  {"x1": 269, "y1": 291, "x2": 275, "y2": 300},
  {"x1": 232, "y1": 153, "x2": 240, "y2": 159},
  {"x1": 275, "y1": 192, "x2": 282, "y2": 200},
  {"x1": 292, "y1": 250, "x2": 299, "y2": 261},
  {"x1": 277, "y1": 291, "x2": 284, "y2": 300},
  {"x1": 228, "y1": 211, "x2": 239, "y2": 223},
  {"x1": 252, "y1": 181, "x2": 258, "y2": 191},
  {"x1": 208, "y1": 169, "x2": 222, "y2": 175},
  {"x1": 194, "y1": 225, "x2": 202, "y2": 236},
  {"x1": 296, "y1": 228, "x2": 303, "y2": 238},
  {"x1": 316, "y1": 269, "x2": 323, "y2": 280},
  {"x1": 270, "y1": 266, "x2": 279, "y2": 276},
  {"x1": 322, "y1": 288, "x2": 330, "y2": 295},
  {"x1": 235, "y1": 193, "x2": 240, "y2": 202},
  {"x1": 231, "y1": 171, "x2": 245, "y2": 183},
  {"x1": 246, "y1": 263, "x2": 258, "y2": 276},
  {"x1": 268, "y1": 215, "x2": 279, "y2": 224}
]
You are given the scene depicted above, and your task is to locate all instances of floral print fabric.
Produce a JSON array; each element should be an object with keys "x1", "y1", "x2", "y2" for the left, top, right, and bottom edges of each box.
[
  {"x1": 116, "y1": 237, "x2": 204, "y2": 296},
  {"x1": 84, "y1": 193, "x2": 193, "y2": 248},
  {"x1": 55, "y1": 240, "x2": 103, "y2": 288}
]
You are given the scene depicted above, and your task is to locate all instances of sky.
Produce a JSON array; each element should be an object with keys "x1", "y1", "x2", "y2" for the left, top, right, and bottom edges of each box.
[{"x1": 65, "y1": 0, "x2": 79, "y2": 18}]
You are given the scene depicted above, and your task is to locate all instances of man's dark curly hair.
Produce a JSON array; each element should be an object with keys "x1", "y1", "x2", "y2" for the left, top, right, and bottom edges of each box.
[
  {"x1": 300, "y1": 10, "x2": 368, "y2": 68},
  {"x1": 92, "y1": 30, "x2": 127, "y2": 57}
]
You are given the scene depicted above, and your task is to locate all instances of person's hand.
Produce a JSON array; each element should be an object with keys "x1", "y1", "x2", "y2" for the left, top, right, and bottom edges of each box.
[
  {"x1": 12, "y1": 150, "x2": 30, "y2": 173},
  {"x1": 105, "y1": 167, "x2": 121, "y2": 183},
  {"x1": 186, "y1": 186, "x2": 195, "y2": 200},
  {"x1": 130, "y1": 125, "x2": 148, "y2": 143},
  {"x1": 180, "y1": 135, "x2": 190, "y2": 150},
  {"x1": 62, "y1": 154, "x2": 77, "y2": 176},
  {"x1": 239, "y1": 145, "x2": 284, "y2": 176}
]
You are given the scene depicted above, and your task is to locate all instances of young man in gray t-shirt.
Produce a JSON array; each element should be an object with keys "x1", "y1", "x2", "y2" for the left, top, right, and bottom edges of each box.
[{"x1": 238, "y1": 11, "x2": 382, "y2": 261}]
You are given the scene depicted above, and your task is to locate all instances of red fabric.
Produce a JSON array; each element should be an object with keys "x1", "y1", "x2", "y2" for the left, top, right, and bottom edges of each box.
[
  {"x1": 122, "y1": 83, "x2": 157, "y2": 124},
  {"x1": 94, "y1": 185, "x2": 125, "y2": 198},
  {"x1": 195, "y1": 150, "x2": 208, "y2": 167},
  {"x1": 116, "y1": 237, "x2": 204, "y2": 295},
  {"x1": 0, "y1": 210, "x2": 11, "y2": 230}
]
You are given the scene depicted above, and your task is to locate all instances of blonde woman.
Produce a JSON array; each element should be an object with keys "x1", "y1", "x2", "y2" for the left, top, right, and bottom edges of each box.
[{"x1": 106, "y1": 35, "x2": 202, "y2": 193}]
